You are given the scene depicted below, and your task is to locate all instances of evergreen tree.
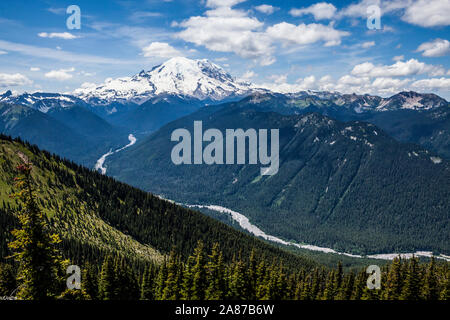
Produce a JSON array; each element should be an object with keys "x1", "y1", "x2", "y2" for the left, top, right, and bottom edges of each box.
[
  {"x1": 140, "y1": 265, "x2": 155, "y2": 300},
  {"x1": 384, "y1": 257, "x2": 403, "y2": 300},
  {"x1": 82, "y1": 263, "x2": 98, "y2": 300},
  {"x1": 0, "y1": 263, "x2": 16, "y2": 296},
  {"x1": 191, "y1": 241, "x2": 207, "y2": 300},
  {"x1": 162, "y1": 250, "x2": 181, "y2": 300},
  {"x1": 180, "y1": 255, "x2": 194, "y2": 300},
  {"x1": 422, "y1": 257, "x2": 439, "y2": 300},
  {"x1": 8, "y1": 163, "x2": 64, "y2": 300},
  {"x1": 205, "y1": 243, "x2": 226, "y2": 300},
  {"x1": 400, "y1": 257, "x2": 422, "y2": 300},
  {"x1": 98, "y1": 255, "x2": 115, "y2": 300}
]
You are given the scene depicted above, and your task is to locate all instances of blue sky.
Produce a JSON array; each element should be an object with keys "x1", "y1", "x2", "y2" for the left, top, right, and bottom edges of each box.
[{"x1": 0, "y1": 0, "x2": 449, "y2": 98}]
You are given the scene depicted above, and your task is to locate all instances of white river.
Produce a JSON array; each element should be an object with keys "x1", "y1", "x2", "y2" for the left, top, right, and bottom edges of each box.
[
  {"x1": 184, "y1": 204, "x2": 450, "y2": 262},
  {"x1": 94, "y1": 134, "x2": 137, "y2": 175}
]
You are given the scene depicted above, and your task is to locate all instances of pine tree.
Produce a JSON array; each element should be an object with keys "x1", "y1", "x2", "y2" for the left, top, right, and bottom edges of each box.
[
  {"x1": 154, "y1": 261, "x2": 168, "y2": 300},
  {"x1": 205, "y1": 243, "x2": 226, "y2": 300},
  {"x1": 0, "y1": 263, "x2": 16, "y2": 296},
  {"x1": 400, "y1": 257, "x2": 422, "y2": 300},
  {"x1": 82, "y1": 263, "x2": 98, "y2": 300},
  {"x1": 384, "y1": 257, "x2": 403, "y2": 300},
  {"x1": 421, "y1": 257, "x2": 439, "y2": 300},
  {"x1": 141, "y1": 265, "x2": 155, "y2": 300},
  {"x1": 322, "y1": 270, "x2": 336, "y2": 300},
  {"x1": 162, "y1": 250, "x2": 181, "y2": 300},
  {"x1": 191, "y1": 241, "x2": 207, "y2": 300},
  {"x1": 98, "y1": 255, "x2": 115, "y2": 300},
  {"x1": 180, "y1": 255, "x2": 194, "y2": 300},
  {"x1": 8, "y1": 163, "x2": 64, "y2": 300},
  {"x1": 228, "y1": 257, "x2": 248, "y2": 300}
]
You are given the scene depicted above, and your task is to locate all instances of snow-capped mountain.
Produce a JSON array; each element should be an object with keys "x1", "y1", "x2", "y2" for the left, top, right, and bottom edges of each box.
[
  {"x1": 73, "y1": 57, "x2": 254, "y2": 104},
  {"x1": 0, "y1": 90, "x2": 86, "y2": 113}
]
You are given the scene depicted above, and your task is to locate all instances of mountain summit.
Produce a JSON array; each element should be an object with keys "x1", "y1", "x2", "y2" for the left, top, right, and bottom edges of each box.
[{"x1": 74, "y1": 57, "x2": 253, "y2": 104}]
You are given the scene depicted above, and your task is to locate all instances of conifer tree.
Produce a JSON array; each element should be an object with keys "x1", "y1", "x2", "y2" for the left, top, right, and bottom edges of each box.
[
  {"x1": 191, "y1": 241, "x2": 207, "y2": 300},
  {"x1": 98, "y1": 255, "x2": 115, "y2": 300},
  {"x1": 8, "y1": 163, "x2": 64, "y2": 300},
  {"x1": 384, "y1": 257, "x2": 403, "y2": 300},
  {"x1": 400, "y1": 257, "x2": 422, "y2": 300},
  {"x1": 141, "y1": 265, "x2": 155, "y2": 300},
  {"x1": 0, "y1": 263, "x2": 16, "y2": 296},
  {"x1": 154, "y1": 261, "x2": 168, "y2": 300},
  {"x1": 422, "y1": 257, "x2": 439, "y2": 300},
  {"x1": 82, "y1": 263, "x2": 99, "y2": 300},
  {"x1": 205, "y1": 243, "x2": 226, "y2": 300},
  {"x1": 162, "y1": 250, "x2": 181, "y2": 300},
  {"x1": 180, "y1": 255, "x2": 194, "y2": 300}
]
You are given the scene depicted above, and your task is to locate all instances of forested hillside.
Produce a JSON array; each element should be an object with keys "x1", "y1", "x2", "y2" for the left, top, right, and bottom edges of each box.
[
  {"x1": 107, "y1": 106, "x2": 450, "y2": 255},
  {"x1": 0, "y1": 134, "x2": 315, "y2": 269}
]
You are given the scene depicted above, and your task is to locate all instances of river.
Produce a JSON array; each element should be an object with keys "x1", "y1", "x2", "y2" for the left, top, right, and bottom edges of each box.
[
  {"x1": 185, "y1": 204, "x2": 450, "y2": 262},
  {"x1": 94, "y1": 134, "x2": 136, "y2": 175}
]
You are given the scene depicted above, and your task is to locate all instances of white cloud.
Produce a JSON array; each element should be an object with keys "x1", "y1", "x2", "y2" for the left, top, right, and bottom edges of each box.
[
  {"x1": 417, "y1": 39, "x2": 450, "y2": 57},
  {"x1": 0, "y1": 39, "x2": 130, "y2": 64},
  {"x1": 30, "y1": 67, "x2": 40, "y2": 71},
  {"x1": 290, "y1": 2, "x2": 337, "y2": 20},
  {"x1": 339, "y1": 0, "x2": 450, "y2": 28},
  {"x1": 268, "y1": 74, "x2": 288, "y2": 84},
  {"x1": 176, "y1": 3, "x2": 274, "y2": 65},
  {"x1": 393, "y1": 55, "x2": 404, "y2": 61},
  {"x1": 402, "y1": 0, "x2": 450, "y2": 27},
  {"x1": 0, "y1": 73, "x2": 32, "y2": 87},
  {"x1": 206, "y1": 0, "x2": 246, "y2": 8},
  {"x1": 0, "y1": 50, "x2": 7, "y2": 55},
  {"x1": 254, "y1": 4, "x2": 277, "y2": 14},
  {"x1": 141, "y1": 42, "x2": 181, "y2": 58},
  {"x1": 38, "y1": 32, "x2": 80, "y2": 40},
  {"x1": 266, "y1": 22, "x2": 349, "y2": 47},
  {"x1": 44, "y1": 67, "x2": 75, "y2": 81},
  {"x1": 361, "y1": 41, "x2": 375, "y2": 48},
  {"x1": 351, "y1": 59, "x2": 445, "y2": 78},
  {"x1": 240, "y1": 70, "x2": 257, "y2": 81},
  {"x1": 411, "y1": 77, "x2": 450, "y2": 90},
  {"x1": 371, "y1": 77, "x2": 410, "y2": 89}
]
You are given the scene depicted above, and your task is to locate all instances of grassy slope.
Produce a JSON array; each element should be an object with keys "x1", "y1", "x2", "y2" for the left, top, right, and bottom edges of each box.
[{"x1": 0, "y1": 138, "x2": 164, "y2": 264}]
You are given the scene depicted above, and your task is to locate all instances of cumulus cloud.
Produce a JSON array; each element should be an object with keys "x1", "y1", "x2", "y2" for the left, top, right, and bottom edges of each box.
[
  {"x1": 176, "y1": 1, "x2": 349, "y2": 66},
  {"x1": 339, "y1": 0, "x2": 450, "y2": 28},
  {"x1": 351, "y1": 59, "x2": 445, "y2": 78},
  {"x1": 44, "y1": 67, "x2": 75, "y2": 81},
  {"x1": 290, "y1": 2, "x2": 337, "y2": 20},
  {"x1": 141, "y1": 42, "x2": 181, "y2": 58},
  {"x1": 38, "y1": 32, "x2": 80, "y2": 40},
  {"x1": 411, "y1": 77, "x2": 450, "y2": 90},
  {"x1": 176, "y1": 3, "x2": 274, "y2": 65},
  {"x1": 266, "y1": 22, "x2": 349, "y2": 47},
  {"x1": 417, "y1": 39, "x2": 450, "y2": 57},
  {"x1": 0, "y1": 73, "x2": 32, "y2": 87},
  {"x1": 254, "y1": 4, "x2": 277, "y2": 14},
  {"x1": 402, "y1": 0, "x2": 450, "y2": 27}
]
